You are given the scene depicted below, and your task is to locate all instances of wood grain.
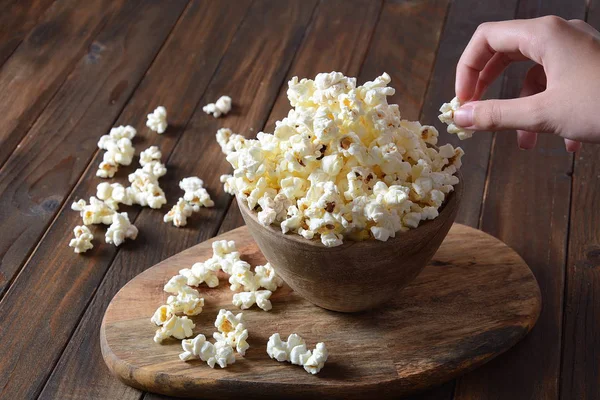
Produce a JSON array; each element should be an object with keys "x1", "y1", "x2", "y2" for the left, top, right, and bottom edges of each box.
[
  {"x1": 237, "y1": 178, "x2": 459, "y2": 312},
  {"x1": 0, "y1": 0, "x2": 125, "y2": 168},
  {"x1": 419, "y1": 0, "x2": 519, "y2": 228},
  {"x1": 218, "y1": 0, "x2": 384, "y2": 235},
  {"x1": 559, "y1": 4, "x2": 600, "y2": 398},
  {"x1": 36, "y1": 1, "x2": 317, "y2": 399},
  {"x1": 454, "y1": 2, "x2": 586, "y2": 399},
  {"x1": 101, "y1": 224, "x2": 541, "y2": 399},
  {"x1": 0, "y1": 0, "x2": 189, "y2": 299},
  {"x1": 0, "y1": 0, "x2": 57, "y2": 66}
]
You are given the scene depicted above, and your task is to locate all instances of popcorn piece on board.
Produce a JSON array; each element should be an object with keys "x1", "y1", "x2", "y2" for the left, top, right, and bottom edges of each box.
[
  {"x1": 146, "y1": 106, "x2": 168, "y2": 134},
  {"x1": 219, "y1": 72, "x2": 464, "y2": 247},
  {"x1": 254, "y1": 263, "x2": 283, "y2": 291},
  {"x1": 71, "y1": 197, "x2": 115, "y2": 225},
  {"x1": 438, "y1": 97, "x2": 474, "y2": 140},
  {"x1": 151, "y1": 305, "x2": 174, "y2": 326},
  {"x1": 203, "y1": 96, "x2": 232, "y2": 118},
  {"x1": 232, "y1": 290, "x2": 273, "y2": 311},
  {"x1": 179, "y1": 334, "x2": 215, "y2": 362},
  {"x1": 68, "y1": 225, "x2": 94, "y2": 253},
  {"x1": 266, "y1": 333, "x2": 328, "y2": 374},
  {"x1": 153, "y1": 315, "x2": 195, "y2": 343},
  {"x1": 180, "y1": 261, "x2": 220, "y2": 288},
  {"x1": 213, "y1": 309, "x2": 249, "y2": 356},
  {"x1": 105, "y1": 212, "x2": 138, "y2": 246},
  {"x1": 228, "y1": 260, "x2": 259, "y2": 292},
  {"x1": 140, "y1": 146, "x2": 167, "y2": 178}
]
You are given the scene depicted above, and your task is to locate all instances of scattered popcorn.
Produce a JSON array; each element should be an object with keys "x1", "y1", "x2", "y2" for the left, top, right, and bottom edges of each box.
[
  {"x1": 96, "y1": 182, "x2": 132, "y2": 210},
  {"x1": 179, "y1": 261, "x2": 220, "y2": 288},
  {"x1": 68, "y1": 225, "x2": 94, "y2": 253},
  {"x1": 146, "y1": 106, "x2": 168, "y2": 134},
  {"x1": 128, "y1": 168, "x2": 167, "y2": 209},
  {"x1": 438, "y1": 97, "x2": 474, "y2": 140},
  {"x1": 213, "y1": 309, "x2": 249, "y2": 356},
  {"x1": 151, "y1": 305, "x2": 174, "y2": 326},
  {"x1": 153, "y1": 315, "x2": 195, "y2": 343},
  {"x1": 219, "y1": 72, "x2": 463, "y2": 246},
  {"x1": 179, "y1": 177, "x2": 214, "y2": 210},
  {"x1": 207, "y1": 240, "x2": 242, "y2": 275},
  {"x1": 266, "y1": 333, "x2": 328, "y2": 374},
  {"x1": 71, "y1": 197, "x2": 115, "y2": 225},
  {"x1": 228, "y1": 260, "x2": 259, "y2": 292},
  {"x1": 162, "y1": 274, "x2": 205, "y2": 316},
  {"x1": 254, "y1": 263, "x2": 283, "y2": 291},
  {"x1": 179, "y1": 334, "x2": 214, "y2": 362},
  {"x1": 203, "y1": 96, "x2": 232, "y2": 118},
  {"x1": 232, "y1": 290, "x2": 272, "y2": 311},
  {"x1": 164, "y1": 198, "x2": 194, "y2": 227},
  {"x1": 139, "y1": 146, "x2": 167, "y2": 178},
  {"x1": 97, "y1": 126, "x2": 137, "y2": 178},
  {"x1": 105, "y1": 212, "x2": 138, "y2": 246}
]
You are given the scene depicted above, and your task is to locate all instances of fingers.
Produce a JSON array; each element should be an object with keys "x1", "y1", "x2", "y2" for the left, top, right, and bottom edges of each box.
[
  {"x1": 470, "y1": 53, "x2": 513, "y2": 101},
  {"x1": 516, "y1": 64, "x2": 546, "y2": 149},
  {"x1": 568, "y1": 19, "x2": 600, "y2": 38},
  {"x1": 565, "y1": 138, "x2": 581, "y2": 152},
  {"x1": 456, "y1": 16, "x2": 568, "y2": 101},
  {"x1": 453, "y1": 93, "x2": 549, "y2": 132}
]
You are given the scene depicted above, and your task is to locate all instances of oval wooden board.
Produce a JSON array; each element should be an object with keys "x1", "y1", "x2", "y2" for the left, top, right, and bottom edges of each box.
[{"x1": 101, "y1": 224, "x2": 541, "y2": 399}]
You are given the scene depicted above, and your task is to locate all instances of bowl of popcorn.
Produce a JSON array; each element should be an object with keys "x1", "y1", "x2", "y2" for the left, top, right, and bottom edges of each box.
[{"x1": 219, "y1": 72, "x2": 464, "y2": 312}]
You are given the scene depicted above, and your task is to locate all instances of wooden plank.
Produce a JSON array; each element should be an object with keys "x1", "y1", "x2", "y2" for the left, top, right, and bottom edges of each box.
[
  {"x1": 419, "y1": 0, "x2": 519, "y2": 227},
  {"x1": 454, "y1": 1, "x2": 586, "y2": 399},
  {"x1": 0, "y1": 0, "x2": 197, "y2": 397},
  {"x1": 218, "y1": 0, "x2": 384, "y2": 235},
  {"x1": 0, "y1": 0, "x2": 127, "y2": 168},
  {"x1": 35, "y1": 1, "x2": 317, "y2": 399},
  {"x1": 560, "y1": 3, "x2": 600, "y2": 399},
  {"x1": 0, "y1": 0, "x2": 189, "y2": 299},
  {"x1": 0, "y1": 0, "x2": 57, "y2": 66}
]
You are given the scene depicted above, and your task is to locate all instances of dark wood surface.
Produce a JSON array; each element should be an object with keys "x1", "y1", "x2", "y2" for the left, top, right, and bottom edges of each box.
[
  {"x1": 0, "y1": 0, "x2": 597, "y2": 399},
  {"x1": 101, "y1": 224, "x2": 541, "y2": 399}
]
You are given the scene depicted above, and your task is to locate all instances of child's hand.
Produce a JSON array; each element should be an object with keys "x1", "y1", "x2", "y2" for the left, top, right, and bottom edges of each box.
[{"x1": 453, "y1": 16, "x2": 600, "y2": 151}]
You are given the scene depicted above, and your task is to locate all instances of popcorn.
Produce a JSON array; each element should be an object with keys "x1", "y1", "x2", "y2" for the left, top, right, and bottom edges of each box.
[
  {"x1": 151, "y1": 305, "x2": 174, "y2": 326},
  {"x1": 139, "y1": 146, "x2": 167, "y2": 178},
  {"x1": 96, "y1": 182, "x2": 132, "y2": 210},
  {"x1": 209, "y1": 240, "x2": 242, "y2": 275},
  {"x1": 438, "y1": 97, "x2": 474, "y2": 140},
  {"x1": 266, "y1": 333, "x2": 328, "y2": 374},
  {"x1": 162, "y1": 274, "x2": 205, "y2": 315},
  {"x1": 180, "y1": 177, "x2": 214, "y2": 210},
  {"x1": 68, "y1": 225, "x2": 94, "y2": 253},
  {"x1": 96, "y1": 126, "x2": 137, "y2": 178},
  {"x1": 179, "y1": 261, "x2": 220, "y2": 288},
  {"x1": 146, "y1": 106, "x2": 168, "y2": 134},
  {"x1": 163, "y1": 198, "x2": 194, "y2": 227},
  {"x1": 213, "y1": 309, "x2": 249, "y2": 356},
  {"x1": 105, "y1": 212, "x2": 138, "y2": 246},
  {"x1": 179, "y1": 334, "x2": 236, "y2": 368},
  {"x1": 203, "y1": 96, "x2": 232, "y2": 118},
  {"x1": 153, "y1": 315, "x2": 195, "y2": 343},
  {"x1": 254, "y1": 263, "x2": 283, "y2": 291},
  {"x1": 219, "y1": 72, "x2": 463, "y2": 246},
  {"x1": 71, "y1": 197, "x2": 115, "y2": 225},
  {"x1": 228, "y1": 261, "x2": 259, "y2": 292},
  {"x1": 128, "y1": 169, "x2": 167, "y2": 209},
  {"x1": 232, "y1": 290, "x2": 273, "y2": 311}
]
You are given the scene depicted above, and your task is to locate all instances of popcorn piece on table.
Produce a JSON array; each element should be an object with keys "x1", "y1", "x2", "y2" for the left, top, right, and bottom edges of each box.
[
  {"x1": 96, "y1": 182, "x2": 132, "y2": 210},
  {"x1": 180, "y1": 177, "x2": 214, "y2": 210},
  {"x1": 203, "y1": 96, "x2": 232, "y2": 118},
  {"x1": 266, "y1": 333, "x2": 328, "y2": 374},
  {"x1": 232, "y1": 290, "x2": 273, "y2": 311},
  {"x1": 139, "y1": 146, "x2": 167, "y2": 178},
  {"x1": 208, "y1": 240, "x2": 242, "y2": 275},
  {"x1": 153, "y1": 315, "x2": 195, "y2": 344},
  {"x1": 218, "y1": 72, "x2": 464, "y2": 247},
  {"x1": 254, "y1": 262, "x2": 283, "y2": 291},
  {"x1": 105, "y1": 212, "x2": 138, "y2": 246},
  {"x1": 164, "y1": 198, "x2": 194, "y2": 227},
  {"x1": 213, "y1": 309, "x2": 249, "y2": 356},
  {"x1": 179, "y1": 260, "x2": 220, "y2": 288},
  {"x1": 228, "y1": 260, "x2": 259, "y2": 292},
  {"x1": 438, "y1": 97, "x2": 474, "y2": 140},
  {"x1": 71, "y1": 197, "x2": 115, "y2": 225},
  {"x1": 96, "y1": 126, "x2": 137, "y2": 178},
  {"x1": 68, "y1": 225, "x2": 94, "y2": 253},
  {"x1": 146, "y1": 106, "x2": 168, "y2": 134},
  {"x1": 128, "y1": 168, "x2": 167, "y2": 209}
]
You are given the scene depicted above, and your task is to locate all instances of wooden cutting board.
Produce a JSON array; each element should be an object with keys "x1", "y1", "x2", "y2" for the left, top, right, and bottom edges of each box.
[{"x1": 101, "y1": 224, "x2": 541, "y2": 399}]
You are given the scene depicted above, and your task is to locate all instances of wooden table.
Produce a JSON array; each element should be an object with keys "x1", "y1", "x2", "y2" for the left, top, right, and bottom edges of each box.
[{"x1": 0, "y1": 0, "x2": 597, "y2": 399}]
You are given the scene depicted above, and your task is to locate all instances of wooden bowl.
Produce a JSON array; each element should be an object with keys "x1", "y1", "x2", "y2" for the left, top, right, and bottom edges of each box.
[{"x1": 237, "y1": 178, "x2": 463, "y2": 312}]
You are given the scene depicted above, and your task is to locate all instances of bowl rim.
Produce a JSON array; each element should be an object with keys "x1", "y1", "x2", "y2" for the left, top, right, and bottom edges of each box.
[{"x1": 236, "y1": 170, "x2": 463, "y2": 250}]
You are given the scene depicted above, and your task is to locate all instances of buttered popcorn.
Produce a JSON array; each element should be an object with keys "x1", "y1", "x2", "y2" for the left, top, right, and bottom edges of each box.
[
  {"x1": 438, "y1": 97, "x2": 474, "y2": 140},
  {"x1": 219, "y1": 72, "x2": 464, "y2": 246}
]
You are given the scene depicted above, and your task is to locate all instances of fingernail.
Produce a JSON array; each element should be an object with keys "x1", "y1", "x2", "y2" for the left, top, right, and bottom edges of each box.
[{"x1": 454, "y1": 106, "x2": 474, "y2": 127}]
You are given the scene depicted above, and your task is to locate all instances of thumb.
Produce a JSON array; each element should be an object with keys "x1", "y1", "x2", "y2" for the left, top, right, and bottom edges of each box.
[{"x1": 453, "y1": 94, "x2": 550, "y2": 132}]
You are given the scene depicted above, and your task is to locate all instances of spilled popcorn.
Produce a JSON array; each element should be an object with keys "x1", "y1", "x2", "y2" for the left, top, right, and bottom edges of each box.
[
  {"x1": 71, "y1": 197, "x2": 115, "y2": 225},
  {"x1": 97, "y1": 125, "x2": 136, "y2": 178},
  {"x1": 105, "y1": 212, "x2": 138, "y2": 246},
  {"x1": 213, "y1": 309, "x2": 250, "y2": 356},
  {"x1": 203, "y1": 95, "x2": 232, "y2": 118},
  {"x1": 438, "y1": 97, "x2": 474, "y2": 140},
  {"x1": 179, "y1": 334, "x2": 236, "y2": 368},
  {"x1": 164, "y1": 177, "x2": 214, "y2": 227},
  {"x1": 68, "y1": 225, "x2": 94, "y2": 253},
  {"x1": 146, "y1": 106, "x2": 168, "y2": 134},
  {"x1": 219, "y1": 72, "x2": 464, "y2": 247},
  {"x1": 267, "y1": 333, "x2": 328, "y2": 374}
]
